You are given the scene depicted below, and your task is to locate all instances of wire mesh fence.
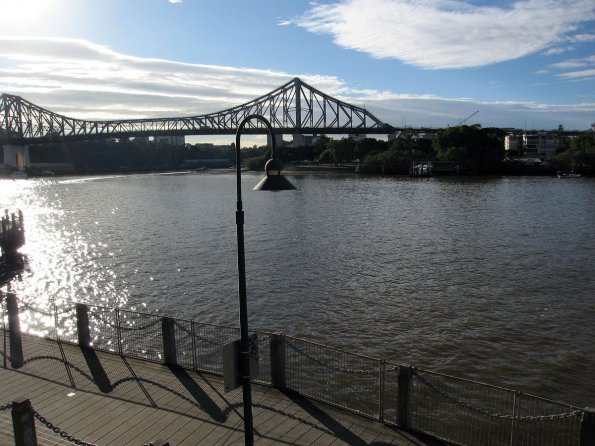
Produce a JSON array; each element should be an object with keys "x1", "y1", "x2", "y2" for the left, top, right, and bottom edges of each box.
[
  {"x1": 0, "y1": 294, "x2": 591, "y2": 446},
  {"x1": 285, "y1": 336, "x2": 382, "y2": 419}
]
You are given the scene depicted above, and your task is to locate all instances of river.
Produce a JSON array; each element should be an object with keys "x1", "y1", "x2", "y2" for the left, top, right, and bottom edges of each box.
[{"x1": 1, "y1": 172, "x2": 594, "y2": 407}]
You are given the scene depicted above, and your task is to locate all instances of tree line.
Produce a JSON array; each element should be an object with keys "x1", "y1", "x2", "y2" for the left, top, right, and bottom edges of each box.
[{"x1": 22, "y1": 126, "x2": 595, "y2": 175}]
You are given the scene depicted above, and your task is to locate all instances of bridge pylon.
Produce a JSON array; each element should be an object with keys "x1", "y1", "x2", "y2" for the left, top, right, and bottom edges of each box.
[{"x1": 2, "y1": 144, "x2": 30, "y2": 171}]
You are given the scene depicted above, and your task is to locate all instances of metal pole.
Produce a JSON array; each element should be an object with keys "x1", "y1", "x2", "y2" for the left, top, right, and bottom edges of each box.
[{"x1": 235, "y1": 114, "x2": 278, "y2": 445}]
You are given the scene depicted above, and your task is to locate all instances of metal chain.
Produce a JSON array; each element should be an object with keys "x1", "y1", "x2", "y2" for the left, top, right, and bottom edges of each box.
[
  {"x1": 33, "y1": 410, "x2": 96, "y2": 445},
  {"x1": 88, "y1": 311, "x2": 119, "y2": 328},
  {"x1": 0, "y1": 402, "x2": 13, "y2": 412},
  {"x1": 18, "y1": 302, "x2": 58, "y2": 317},
  {"x1": 173, "y1": 320, "x2": 228, "y2": 345},
  {"x1": 117, "y1": 318, "x2": 161, "y2": 332},
  {"x1": 90, "y1": 311, "x2": 160, "y2": 331},
  {"x1": 414, "y1": 371, "x2": 582, "y2": 421},
  {"x1": 286, "y1": 339, "x2": 378, "y2": 375}
]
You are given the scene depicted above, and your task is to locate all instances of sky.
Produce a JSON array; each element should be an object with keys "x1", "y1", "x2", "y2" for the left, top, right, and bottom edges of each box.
[{"x1": 0, "y1": 0, "x2": 594, "y2": 144}]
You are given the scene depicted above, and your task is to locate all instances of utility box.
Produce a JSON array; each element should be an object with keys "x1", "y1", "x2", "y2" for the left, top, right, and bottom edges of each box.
[
  {"x1": 223, "y1": 340, "x2": 241, "y2": 393},
  {"x1": 222, "y1": 336, "x2": 260, "y2": 393}
]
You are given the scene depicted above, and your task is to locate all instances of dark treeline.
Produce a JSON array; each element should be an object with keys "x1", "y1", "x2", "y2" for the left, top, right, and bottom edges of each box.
[
  {"x1": 248, "y1": 126, "x2": 595, "y2": 175},
  {"x1": 24, "y1": 126, "x2": 595, "y2": 175},
  {"x1": 28, "y1": 138, "x2": 234, "y2": 172}
]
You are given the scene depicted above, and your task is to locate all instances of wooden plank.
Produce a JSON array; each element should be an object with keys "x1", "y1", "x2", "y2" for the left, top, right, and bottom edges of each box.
[{"x1": 1, "y1": 334, "x2": 441, "y2": 446}]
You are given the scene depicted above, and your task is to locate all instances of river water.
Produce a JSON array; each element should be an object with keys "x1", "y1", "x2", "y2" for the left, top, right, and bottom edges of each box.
[{"x1": 1, "y1": 172, "x2": 594, "y2": 407}]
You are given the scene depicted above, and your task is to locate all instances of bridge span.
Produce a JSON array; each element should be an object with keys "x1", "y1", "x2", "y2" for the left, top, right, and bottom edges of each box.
[{"x1": 1, "y1": 78, "x2": 394, "y2": 146}]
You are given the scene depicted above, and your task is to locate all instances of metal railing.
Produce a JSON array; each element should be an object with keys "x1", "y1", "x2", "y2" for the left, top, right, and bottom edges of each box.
[{"x1": 1, "y1": 294, "x2": 593, "y2": 446}]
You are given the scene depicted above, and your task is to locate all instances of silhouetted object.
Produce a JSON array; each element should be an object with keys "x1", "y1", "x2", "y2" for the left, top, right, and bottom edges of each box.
[
  {"x1": 0, "y1": 209, "x2": 25, "y2": 259},
  {"x1": 234, "y1": 114, "x2": 295, "y2": 446}
]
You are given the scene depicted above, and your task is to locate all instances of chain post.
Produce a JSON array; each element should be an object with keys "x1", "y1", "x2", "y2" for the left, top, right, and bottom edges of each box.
[
  {"x1": 12, "y1": 399, "x2": 37, "y2": 446},
  {"x1": 161, "y1": 317, "x2": 177, "y2": 367},
  {"x1": 53, "y1": 303, "x2": 60, "y2": 341},
  {"x1": 580, "y1": 408, "x2": 595, "y2": 446},
  {"x1": 6, "y1": 293, "x2": 23, "y2": 368},
  {"x1": 115, "y1": 308, "x2": 122, "y2": 355},
  {"x1": 397, "y1": 365, "x2": 412, "y2": 428},
  {"x1": 191, "y1": 320, "x2": 198, "y2": 371},
  {"x1": 76, "y1": 304, "x2": 91, "y2": 348},
  {"x1": 379, "y1": 360, "x2": 385, "y2": 423},
  {"x1": 270, "y1": 333, "x2": 286, "y2": 389}
]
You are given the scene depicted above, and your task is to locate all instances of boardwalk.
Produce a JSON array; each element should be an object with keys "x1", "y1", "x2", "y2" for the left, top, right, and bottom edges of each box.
[{"x1": 0, "y1": 334, "x2": 441, "y2": 445}]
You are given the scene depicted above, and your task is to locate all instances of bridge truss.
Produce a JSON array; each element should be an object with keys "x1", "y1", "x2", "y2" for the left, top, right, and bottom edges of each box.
[{"x1": 0, "y1": 78, "x2": 393, "y2": 145}]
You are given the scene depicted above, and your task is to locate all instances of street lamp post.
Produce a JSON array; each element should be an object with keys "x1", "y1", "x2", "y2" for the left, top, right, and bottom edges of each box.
[{"x1": 234, "y1": 114, "x2": 295, "y2": 446}]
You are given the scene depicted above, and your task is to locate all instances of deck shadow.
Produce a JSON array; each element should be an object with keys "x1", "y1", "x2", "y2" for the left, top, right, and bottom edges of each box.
[
  {"x1": 282, "y1": 390, "x2": 369, "y2": 446},
  {"x1": 80, "y1": 346, "x2": 112, "y2": 393},
  {"x1": 169, "y1": 365, "x2": 227, "y2": 422}
]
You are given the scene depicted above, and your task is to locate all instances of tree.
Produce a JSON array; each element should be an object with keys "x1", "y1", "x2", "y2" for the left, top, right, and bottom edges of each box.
[{"x1": 434, "y1": 125, "x2": 504, "y2": 174}]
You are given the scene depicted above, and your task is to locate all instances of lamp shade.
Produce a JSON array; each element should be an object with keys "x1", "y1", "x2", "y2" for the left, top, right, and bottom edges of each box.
[
  {"x1": 253, "y1": 174, "x2": 296, "y2": 191},
  {"x1": 253, "y1": 158, "x2": 296, "y2": 191}
]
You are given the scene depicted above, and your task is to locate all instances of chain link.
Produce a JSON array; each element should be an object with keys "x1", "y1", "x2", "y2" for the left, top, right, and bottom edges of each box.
[
  {"x1": 117, "y1": 318, "x2": 161, "y2": 332},
  {"x1": 33, "y1": 410, "x2": 96, "y2": 445},
  {"x1": 286, "y1": 339, "x2": 378, "y2": 375},
  {"x1": 89, "y1": 311, "x2": 160, "y2": 331},
  {"x1": 18, "y1": 302, "x2": 58, "y2": 317},
  {"x1": 173, "y1": 320, "x2": 231, "y2": 345},
  {"x1": 414, "y1": 370, "x2": 582, "y2": 421},
  {"x1": 0, "y1": 402, "x2": 13, "y2": 412}
]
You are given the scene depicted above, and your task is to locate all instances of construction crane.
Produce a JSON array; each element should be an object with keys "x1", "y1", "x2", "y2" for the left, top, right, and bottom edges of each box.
[{"x1": 457, "y1": 110, "x2": 479, "y2": 126}]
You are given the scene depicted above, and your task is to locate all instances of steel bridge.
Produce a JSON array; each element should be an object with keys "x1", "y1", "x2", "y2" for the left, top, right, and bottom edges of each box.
[{"x1": 0, "y1": 78, "x2": 394, "y2": 145}]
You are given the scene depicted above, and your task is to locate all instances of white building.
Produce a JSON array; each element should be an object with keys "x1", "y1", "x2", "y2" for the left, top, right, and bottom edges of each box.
[
  {"x1": 523, "y1": 132, "x2": 559, "y2": 159},
  {"x1": 504, "y1": 134, "x2": 522, "y2": 154}
]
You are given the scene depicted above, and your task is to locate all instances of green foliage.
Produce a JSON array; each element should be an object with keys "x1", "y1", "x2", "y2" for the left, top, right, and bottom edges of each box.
[
  {"x1": 245, "y1": 156, "x2": 267, "y2": 171},
  {"x1": 434, "y1": 126, "x2": 504, "y2": 174},
  {"x1": 358, "y1": 130, "x2": 435, "y2": 174},
  {"x1": 551, "y1": 132, "x2": 595, "y2": 173},
  {"x1": 325, "y1": 138, "x2": 356, "y2": 164},
  {"x1": 354, "y1": 138, "x2": 387, "y2": 160}
]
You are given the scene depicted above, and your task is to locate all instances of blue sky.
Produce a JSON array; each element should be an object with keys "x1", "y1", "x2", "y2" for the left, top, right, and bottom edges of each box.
[{"x1": 1, "y1": 0, "x2": 594, "y2": 139}]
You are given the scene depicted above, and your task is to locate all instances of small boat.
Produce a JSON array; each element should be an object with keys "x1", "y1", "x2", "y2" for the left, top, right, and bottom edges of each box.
[
  {"x1": 557, "y1": 171, "x2": 581, "y2": 178},
  {"x1": 558, "y1": 153, "x2": 581, "y2": 178}
]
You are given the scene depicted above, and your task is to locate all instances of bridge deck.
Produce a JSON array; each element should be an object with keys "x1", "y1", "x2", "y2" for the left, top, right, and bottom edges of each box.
[{"x1": 0, "y1": 333, "x2": 440, "y2": 445}]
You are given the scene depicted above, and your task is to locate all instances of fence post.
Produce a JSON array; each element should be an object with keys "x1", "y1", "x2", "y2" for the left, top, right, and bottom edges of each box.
[
  {"x1": 12, "y1": 399, "x2": 37, "y2": 446},
  {"x1": 270, "y1": 333, "x2": 286, "y2": 389},
  {"x1": 76, "y1": 303, "x2": 91, "y2": 348},
  {"x1": 162, "y1": 317, "x2": 177, "y2": 367},
  {"x1": 115, "y1": 308, "x2": 122, "y2": 355},
  {"x1": 581, "y1": 408, "x2": 595, "y2": 446},
  {"x1": 397, "y1": 366, "x2": 413, "y2": 428},
  {"x1": 379, "y1": 361, "x2": 386, "y2": 423},
  {"x1": 6, "y1": 293, "x2": 24, "y2": 369}
]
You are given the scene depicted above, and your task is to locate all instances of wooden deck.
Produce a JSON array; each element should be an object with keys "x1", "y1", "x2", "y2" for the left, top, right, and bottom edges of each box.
[{"x1": 0, "y1": 333, "x2": 442, "y2": 445}]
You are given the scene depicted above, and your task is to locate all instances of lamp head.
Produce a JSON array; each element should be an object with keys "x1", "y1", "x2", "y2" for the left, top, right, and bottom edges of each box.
[{"x1": 253, "y1": 158, "x2": 296, "y2": 191}]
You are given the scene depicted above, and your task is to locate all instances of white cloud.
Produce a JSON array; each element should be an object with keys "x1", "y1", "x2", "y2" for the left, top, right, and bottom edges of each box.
[
  {"x1": 571, "y1": 33, "x2": 595, "y2": 42},
  {"x1": 541, "y1": 47, "x2": 571, "y2": 56},
  {"x1": 552, "y1": 55, "x2": 595, "y2": 69},
  {"x1": 557, "y1": 68, "x2": 595, "y2": 79},
  {"x1": 291, "y1": 0, "x2": 595, "y2": 69},
  {"x1": 0, "y1": 37, "x2": 593, "y2": 129},
  {"x1": 168, "y1": 0, "x2": 183, "y2": 4},
  {"x1": 550, "y1": 55, "x2": 595, "y2": 80}
]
